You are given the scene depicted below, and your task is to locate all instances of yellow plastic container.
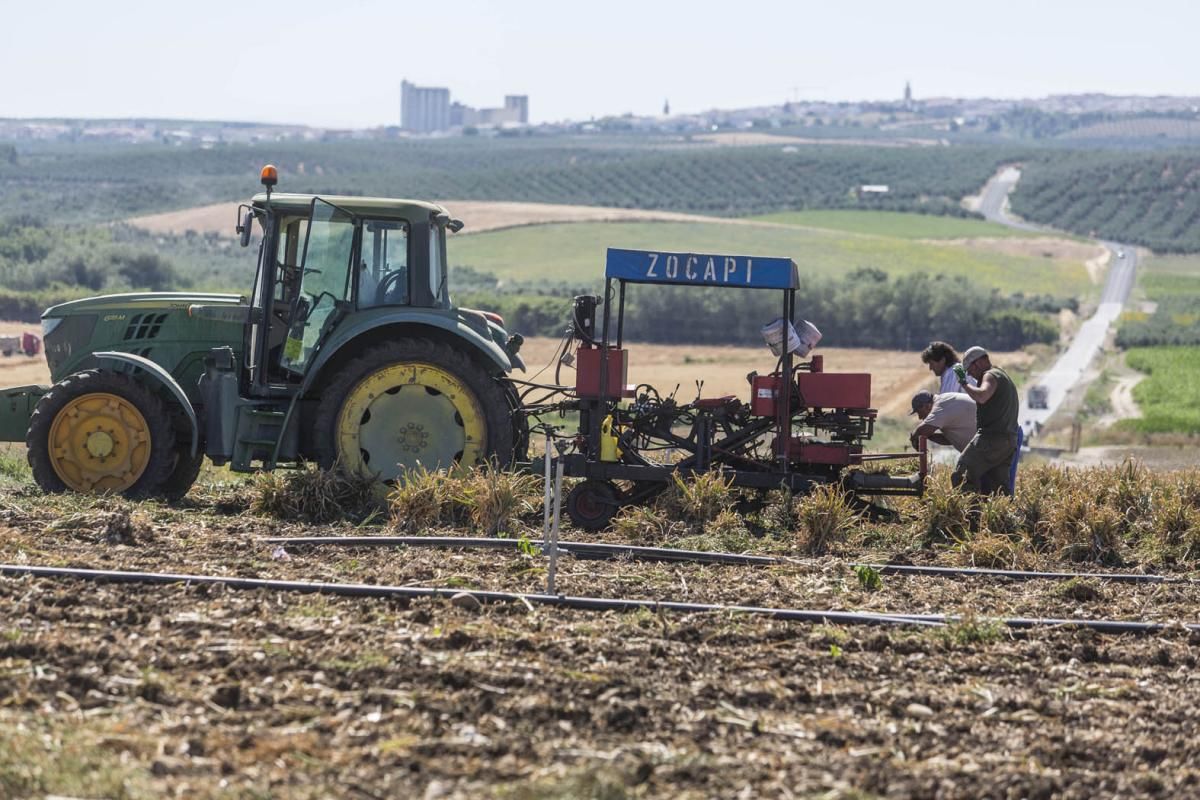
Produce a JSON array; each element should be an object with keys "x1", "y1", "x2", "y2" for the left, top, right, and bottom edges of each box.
[{"x1": 600, "y1": 415, "x2": 622, "y2": 462}]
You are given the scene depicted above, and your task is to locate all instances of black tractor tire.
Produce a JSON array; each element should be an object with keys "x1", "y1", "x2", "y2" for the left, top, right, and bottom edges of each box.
[
  {"x1": 503, "y1": 379, "x2": 530, "y2": 464},
  {"x1": 26, "y1": 369, "x2": 175, "y2": 498},
  {"x1": 312, "y1": 338, "x2": 516, "y2": 480},
  {"x1": 158, "y1": 447, "x2": 205, "y2": 501},
  {"x1": 566, "y1": 480, "x2": 620, "y2": 531}
]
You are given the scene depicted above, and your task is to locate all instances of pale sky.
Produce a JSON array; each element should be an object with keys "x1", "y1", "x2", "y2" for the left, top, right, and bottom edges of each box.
[{"x1": 2, "y1": 0, "x2": 1198, "y2": 128}]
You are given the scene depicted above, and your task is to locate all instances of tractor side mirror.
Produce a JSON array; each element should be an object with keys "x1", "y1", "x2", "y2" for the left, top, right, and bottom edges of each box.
[
  {"x1": 239, "y1": 210, "x2": 254, "y2": 247},
  {"x1": 447, "y1": 218, "x2": 464, "y2": 233}
]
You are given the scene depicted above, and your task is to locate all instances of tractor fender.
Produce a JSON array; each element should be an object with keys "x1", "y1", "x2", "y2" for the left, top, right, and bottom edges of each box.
[
  {"x1": 94, "y1": 351, "x2": 198, "y2": 457},
  {"x1": 298, "y1": 309, "x2": 514, "y2": 398}
]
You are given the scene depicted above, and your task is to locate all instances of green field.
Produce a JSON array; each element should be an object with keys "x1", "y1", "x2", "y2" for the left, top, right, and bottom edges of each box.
[
  {"x1": 1120, "y1": 347, "x2": 1200, "y2": 434},
  {"x1": 749, "y1": 209, "x2": 1031, "y2": 239},
  {"x1": 449, "y1": 220, "x2": 1092, "y2": 296}
]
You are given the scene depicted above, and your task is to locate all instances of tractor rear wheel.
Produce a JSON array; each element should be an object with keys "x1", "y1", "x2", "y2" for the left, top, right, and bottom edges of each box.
[
  {"x1": 26, "y1": 370, "x2": 174, "y2": 497},
  {"x1": 313, "y1": 339, "x2": 515, "y2": 481}
]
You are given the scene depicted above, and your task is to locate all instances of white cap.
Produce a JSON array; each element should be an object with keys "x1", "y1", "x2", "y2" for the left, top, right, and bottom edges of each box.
[{"x1": 961, "y1": 346, "x2": 988, "y2": 369}]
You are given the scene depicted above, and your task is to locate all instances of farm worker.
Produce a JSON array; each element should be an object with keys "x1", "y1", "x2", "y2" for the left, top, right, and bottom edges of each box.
[
  {"x1": 951, "y1": 346, "x2": 1019, "y2": 495},
  {"x1": 921, "y1": 341, "x2": 976, "y2": 395},
  {"x1": 909, "y1": 390, "x2": 976, "y2": 452}
]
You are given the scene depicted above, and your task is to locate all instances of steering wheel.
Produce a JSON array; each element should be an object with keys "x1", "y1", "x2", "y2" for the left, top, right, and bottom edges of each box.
[{"x1": 375, "y1": 269, "x2": 408, "y2": 305}]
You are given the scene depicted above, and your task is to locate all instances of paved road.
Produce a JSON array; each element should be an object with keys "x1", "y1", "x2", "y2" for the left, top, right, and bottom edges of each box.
[{"x1": 975, "y1": 167, "x2": 1137, "y2": 430}]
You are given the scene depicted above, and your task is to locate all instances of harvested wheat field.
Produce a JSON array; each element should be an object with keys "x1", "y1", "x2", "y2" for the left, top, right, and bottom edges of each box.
[{"x1": 2, "y1": 459, "x2": 1200, "y2": 798}]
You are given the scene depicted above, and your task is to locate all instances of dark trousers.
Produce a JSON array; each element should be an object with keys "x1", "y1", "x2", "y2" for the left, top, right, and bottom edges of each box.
[{"x1": 952, "y1": 432, "x2": 1017, "y2": 496}]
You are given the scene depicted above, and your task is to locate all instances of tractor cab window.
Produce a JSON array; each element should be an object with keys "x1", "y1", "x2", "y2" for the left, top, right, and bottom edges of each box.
[
  {"x1": 357, "y1": 219, "x2": 409, "y2": 308},
  {"x1": 279, "y1": 200, "x2": 356, "y2": 376},
  {"x1": 429, "y1": 225, "x2": 445, "y2": 303}
]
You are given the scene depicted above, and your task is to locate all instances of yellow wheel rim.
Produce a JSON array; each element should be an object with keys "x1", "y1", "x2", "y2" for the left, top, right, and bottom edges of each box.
[
  {"x1": 336, "y1": 363, "x2": 486, "y2": 480},
  {"x1": 47, "y1": 392, "x2": 153, "y2": 493}
]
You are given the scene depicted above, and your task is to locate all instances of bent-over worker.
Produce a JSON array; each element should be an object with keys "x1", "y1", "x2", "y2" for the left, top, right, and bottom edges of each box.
[
  {"x1": 909, "y1": 390, "x2": 976, "y2": 452},
  {"x1": 951, "y1": 346, "x2": 1019, "y2": 495}
]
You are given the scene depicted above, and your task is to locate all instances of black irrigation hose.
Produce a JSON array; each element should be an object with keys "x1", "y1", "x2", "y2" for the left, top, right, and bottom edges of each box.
[
  {"x1": 856, "y1": 563, "x2": 1200, "y2": 585},
  {"x1": 4, "y1": 564, "x2": 1198, "y2": 635},
  {"x1": 263, "y1": 535, "x2": 779, "y2": 566},
  {"x1": 0, "y1": 564, "x2": 934, "y2": 628},
  {"x1": 264, "y1": 536, "x2": 1200, "y2": 585},
  {"x1": 887, "y1": 612, "x2": 1200, "y2": 636}
]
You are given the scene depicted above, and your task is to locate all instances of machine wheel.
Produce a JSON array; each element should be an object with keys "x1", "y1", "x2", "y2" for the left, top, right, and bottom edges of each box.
[
  {"x1": 26, "y1": 370, "x2": 174, "y2": 497},
  {"x1": 566, "y1": 480, "x2": 620, "y2": 531},
  {"x1": 313, "y1": 338, "x2": 515, "y2": 481}
]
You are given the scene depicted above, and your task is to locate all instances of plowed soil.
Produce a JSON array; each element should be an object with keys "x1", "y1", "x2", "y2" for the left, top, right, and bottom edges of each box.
[{"x1": 2, "y1": 492, "x2": 1199, "y2": 799}]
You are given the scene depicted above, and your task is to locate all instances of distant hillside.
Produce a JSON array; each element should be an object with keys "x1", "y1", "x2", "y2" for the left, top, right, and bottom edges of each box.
[
  {"x1": 1013, "y1": 149, "x2": 1200, "y2": 252},
  {"x1": 0, "y1": 138, "x2": 1018, "y2": 223},
  {"x1": 1059, "y1": 117, "x2": 1200, "y2": 142}
]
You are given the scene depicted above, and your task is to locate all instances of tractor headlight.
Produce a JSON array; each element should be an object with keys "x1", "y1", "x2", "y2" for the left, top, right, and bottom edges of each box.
[{"x1": 41, "y1": 317, "x2": 64, "y2": 339}]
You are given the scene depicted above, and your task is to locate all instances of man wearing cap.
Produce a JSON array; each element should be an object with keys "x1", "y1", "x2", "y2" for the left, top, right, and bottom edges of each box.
[
  {"x1": 909, "y1": 390, "x2": 976, "y2": 452},
  {"x1": 950, "y1": 346, "x2": 1020, "y2": 495}
]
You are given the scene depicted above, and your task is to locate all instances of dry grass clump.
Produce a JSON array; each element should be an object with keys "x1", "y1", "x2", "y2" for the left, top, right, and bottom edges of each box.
[
  {"x1": 675, "y1": 509, "x2": 755, "y2": 553},
  {"x1": 250, "y1": 463, "x2": 385, "y2": 524},
  {"x1": 918, "y1": 472, "x2": 972, "y2": 545},
  {"x1": 387, "y1": 462, "x2": 541, "y2": 537},
  {"x1": 657, "y1": 472, "x2": 736, "y2": 528},
  {"x1": 1045, "y1": 493, "x2": 1126, "y2": 565},
  {"x1": 795, "y1": 484, "x2": 859, "y2": 555},
  {"x1": 610, "y1": 504, "x2": 691, "y2": 545},
  {"x1": 387, "y1": 464, "x2": 461, "y2": 532},
  {"x1": 457, "y1": 463, "x2": 541, "y2": 537}
]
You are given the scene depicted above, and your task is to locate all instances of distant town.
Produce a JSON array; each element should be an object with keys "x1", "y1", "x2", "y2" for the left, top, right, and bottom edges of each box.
[{"x1": 3, "y1": 83, "x2": 1200, "y2": 145}]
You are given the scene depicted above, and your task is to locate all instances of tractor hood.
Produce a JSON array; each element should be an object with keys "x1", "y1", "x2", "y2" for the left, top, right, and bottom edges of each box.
[
  {"x1": 42, "y1": 292, "x2": 245, "y2": 319},
  {"x1": 40, "y1": 292, "x2": 249, "y2": 386}
]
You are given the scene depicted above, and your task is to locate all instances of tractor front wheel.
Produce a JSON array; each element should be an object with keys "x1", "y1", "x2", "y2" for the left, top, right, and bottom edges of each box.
[
  {"x1": 26, "y1": 370, "x2": 175, "y2": 497},
  {"x1": 312, "y1": 339, "x2": 515, "y2": 481}
]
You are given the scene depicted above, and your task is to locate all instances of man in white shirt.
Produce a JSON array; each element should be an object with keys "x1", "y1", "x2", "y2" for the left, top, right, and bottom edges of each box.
[
  {"x1": 921, "y1": 341, "x2": 976, "y2": 395},
  {"x1": 909, "y1": 390, "x2": 976, "y2": 452}
]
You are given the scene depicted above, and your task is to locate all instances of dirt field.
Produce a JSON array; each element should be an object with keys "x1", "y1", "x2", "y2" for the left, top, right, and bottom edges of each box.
[
  {"x1": 0, "y1": 321, "x2": 48, "y2": 387},
  {"x1": 2, "y1": 486, "x2": 1199, "y2": 799}
]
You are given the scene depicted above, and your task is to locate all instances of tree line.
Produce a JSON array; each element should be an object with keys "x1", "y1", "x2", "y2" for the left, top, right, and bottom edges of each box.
[{"x1": 459, "y1": 267, "x2": 1062, "y2": 352}]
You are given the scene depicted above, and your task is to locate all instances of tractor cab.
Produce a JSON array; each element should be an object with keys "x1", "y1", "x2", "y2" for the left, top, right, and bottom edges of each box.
[{"x1": 241, "y1": 168, "x2": 456, "y2": 392}]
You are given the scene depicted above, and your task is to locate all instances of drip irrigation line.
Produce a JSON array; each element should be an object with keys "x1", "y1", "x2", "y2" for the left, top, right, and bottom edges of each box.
[
  {"x1": 3, "y1": 564, "x2": 1196, "y2": 636},
  {"x1": 264, "y1": 537, "x2": 1200, "y2": 586},
  {"x1": 263, "y1": 535, "x2": 780, "y2": 566},
  {"x1": 856, "y1": 563, "x2": 1199, "y2": 585},
  {"x1": 884, "y1": 612, "x2": 1199, "y2": 636},
  {"x1": 0, "y1": 564, "x2": 929, "y2": 627}
]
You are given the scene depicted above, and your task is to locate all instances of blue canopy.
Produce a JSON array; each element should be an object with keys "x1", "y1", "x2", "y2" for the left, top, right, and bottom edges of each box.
[{"x1": 605, "y1": 248, "x2": 799, "y2": 290}]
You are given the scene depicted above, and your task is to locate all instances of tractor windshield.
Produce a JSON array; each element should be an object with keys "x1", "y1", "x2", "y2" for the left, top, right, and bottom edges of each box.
[{"x1": 279, "y1": 199, "x2": 356, "y2": 375}]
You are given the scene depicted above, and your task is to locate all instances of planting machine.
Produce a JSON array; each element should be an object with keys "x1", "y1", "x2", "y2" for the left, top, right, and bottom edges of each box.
[{"x1": 520, "y1": 248, "x2": 927, "y2": 529}]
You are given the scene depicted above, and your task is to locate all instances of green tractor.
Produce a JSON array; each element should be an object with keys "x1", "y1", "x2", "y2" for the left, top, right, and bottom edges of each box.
[{"x1": 0, "y1": 166, "x2": 527, "y2": 498}]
